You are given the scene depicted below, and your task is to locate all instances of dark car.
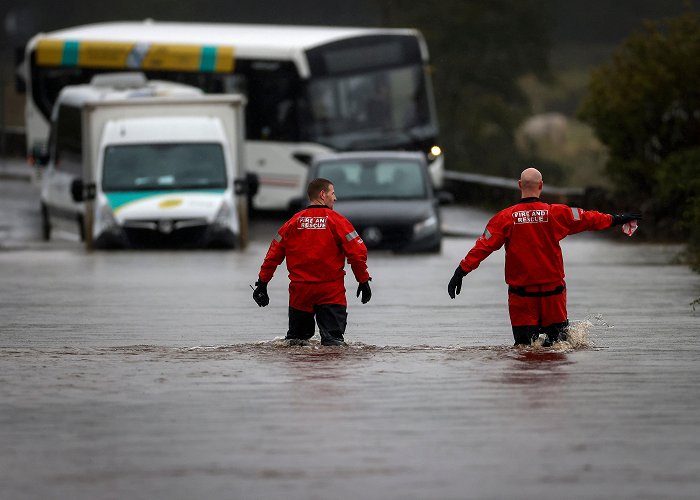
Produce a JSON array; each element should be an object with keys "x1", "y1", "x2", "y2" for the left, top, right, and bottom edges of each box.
[{"x1": 300, "y1": 151, "x2": 451, "y2": 253}]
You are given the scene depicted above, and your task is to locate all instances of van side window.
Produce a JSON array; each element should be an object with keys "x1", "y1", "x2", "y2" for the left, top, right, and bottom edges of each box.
[{"x1": 54, "y1": 105, "x2": 83, "y2": 176}]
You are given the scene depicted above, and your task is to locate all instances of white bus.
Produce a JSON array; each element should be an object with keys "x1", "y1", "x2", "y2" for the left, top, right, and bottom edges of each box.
[{"x1": 21, "y1": 20, "x2": 443, "y2": 210}]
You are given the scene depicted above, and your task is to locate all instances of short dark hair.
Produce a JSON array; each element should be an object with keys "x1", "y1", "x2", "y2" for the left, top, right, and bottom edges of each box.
[{"x1": 307, "y1": 178, "x2": 333, "y2": 201}]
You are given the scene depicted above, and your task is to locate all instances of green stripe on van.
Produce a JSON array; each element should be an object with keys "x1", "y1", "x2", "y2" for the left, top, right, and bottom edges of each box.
[{"x1": 106, "y1": 190, "x2": 225, "y2": 212}]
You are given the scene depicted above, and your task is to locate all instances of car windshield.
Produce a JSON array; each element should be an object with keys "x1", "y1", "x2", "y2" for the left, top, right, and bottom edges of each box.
[
  {"x1": 102, "y1": 143, "x2": 227, "y2": 191},
  {"x1": 316, "y1": 159, "x2": 427, "y2": 200}
]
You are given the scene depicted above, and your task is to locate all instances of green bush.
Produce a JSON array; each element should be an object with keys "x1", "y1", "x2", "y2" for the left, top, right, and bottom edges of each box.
[
  {"x1": 578, "y1": 9, "x2": 700, "y2": 268},
  {"x1": 655, "y1": 148, "x2": 700, "y2": 269}
]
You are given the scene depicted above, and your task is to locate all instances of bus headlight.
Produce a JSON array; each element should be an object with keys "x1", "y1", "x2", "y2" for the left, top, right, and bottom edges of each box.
[{"x1": 413, "y1": 214, "x2": 438, "y2": 237}]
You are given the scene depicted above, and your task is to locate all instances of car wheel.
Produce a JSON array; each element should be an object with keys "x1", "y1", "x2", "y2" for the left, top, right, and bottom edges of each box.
[
  {"x1": 40, "y1": 203, "x2": 51, "y2": 241},
  {"x1": 425, "y1": 239, "x2": 442, "y2": 253}
]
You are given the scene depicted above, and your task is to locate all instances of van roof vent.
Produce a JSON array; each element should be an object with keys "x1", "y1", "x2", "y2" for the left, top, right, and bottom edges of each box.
[{"x1": 90, "y1": 72, "x2": 148, "y2": 90}]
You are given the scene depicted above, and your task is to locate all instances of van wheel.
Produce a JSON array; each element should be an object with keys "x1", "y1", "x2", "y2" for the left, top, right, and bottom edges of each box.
[
  {"x1": 40, "y1": 203, "x2": 51, "y2": 241},
  {"x1": 77, "y1": 215, "x2": 85, "y2": 242}
]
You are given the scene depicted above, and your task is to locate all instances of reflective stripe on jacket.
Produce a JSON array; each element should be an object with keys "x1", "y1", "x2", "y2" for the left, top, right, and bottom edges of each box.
[
  {"x1": 459, "y1": 199, "x2": 612, "y2": 287},
  {"x1": 259, "y1": 206, "x2": 370, "y2": 284}
]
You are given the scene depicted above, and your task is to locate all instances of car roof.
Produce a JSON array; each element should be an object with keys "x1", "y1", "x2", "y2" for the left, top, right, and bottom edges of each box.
[{"x1": 312, "y1": 151, "x2": 426, "y2": 166}]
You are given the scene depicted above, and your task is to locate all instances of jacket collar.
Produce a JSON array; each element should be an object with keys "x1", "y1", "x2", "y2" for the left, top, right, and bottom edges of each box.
[{"x1": 518, "y1": 197, "x2": 540, "y2": 204}]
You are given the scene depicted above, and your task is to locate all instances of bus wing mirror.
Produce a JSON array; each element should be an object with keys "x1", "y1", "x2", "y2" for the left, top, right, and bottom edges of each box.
[
  {"x1": 31, "y1": 144, "x2": 49, "y2": 166},
  {"x1": 292, "y1": 152, "x2": 313, "y2": 166},
  {"x1": 248, "y1": 172, "x2": 259, "y2": 197},
  {"x1": 437, "y1": 190, "x2": 454, "y2": 206}
]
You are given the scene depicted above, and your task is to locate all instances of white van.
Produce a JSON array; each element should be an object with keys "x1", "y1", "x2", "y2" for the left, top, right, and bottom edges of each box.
[{"x1": 39, "y1": 73, "x2": 250, "y2": 249}]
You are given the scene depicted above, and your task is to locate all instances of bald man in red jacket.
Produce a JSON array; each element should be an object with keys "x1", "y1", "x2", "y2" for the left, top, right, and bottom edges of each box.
[
  {"x1": 448, "y1": 167, "x2": 641, "y2": 346},
  {"x1": 253, "y1": 178, "x2": 371, "y2": 346}
]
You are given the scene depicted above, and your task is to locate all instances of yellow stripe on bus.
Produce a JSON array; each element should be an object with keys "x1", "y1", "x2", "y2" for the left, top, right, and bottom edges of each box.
[
  {"x1": 36, "y1": 40, "x2": 70, "y2": 66},
  {"x1": 80, "y1": 41, "x2": 135, "y2": 68},
  {"x1": 214, "y1": 46, "x2": 235, "y2": 72},
  {"x1": 35, "y1": 40, "x2": 235, "y2": 73}
]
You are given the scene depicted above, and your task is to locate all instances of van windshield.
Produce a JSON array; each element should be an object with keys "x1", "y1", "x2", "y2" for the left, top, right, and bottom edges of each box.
[{"x1": 102, "y1": 143, "x2": 227, "y2": 191}]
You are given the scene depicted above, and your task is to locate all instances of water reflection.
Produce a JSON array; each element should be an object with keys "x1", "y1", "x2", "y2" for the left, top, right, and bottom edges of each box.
[{"x1": 503, "y1": 348, "x2": 572, "y2": 385}]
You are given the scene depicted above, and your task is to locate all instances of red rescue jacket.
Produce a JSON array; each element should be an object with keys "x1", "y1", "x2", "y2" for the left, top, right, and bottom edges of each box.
[
  {"x1": 459, "y1": 198, "x2": 612, "y2": 287},
  {"x1": 259, "y1": 205, "x2": 370, "y2": 284}
]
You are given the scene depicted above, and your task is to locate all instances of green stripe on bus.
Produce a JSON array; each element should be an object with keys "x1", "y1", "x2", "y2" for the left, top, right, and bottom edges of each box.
[
  {"x1": 200, "y1": 46, "x2": 217, "y2": 72},
  {"x1": 62, "y1": 41, "x2": 80, "y2": 66}
]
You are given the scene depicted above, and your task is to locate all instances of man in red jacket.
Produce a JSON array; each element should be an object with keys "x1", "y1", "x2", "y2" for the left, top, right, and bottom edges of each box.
[
  {"x1": 447, "y1": 167, "x2": 641, "y2": 346},
  {"x1": 253, "y1": 178, "x2": 372, "y2": 346}
]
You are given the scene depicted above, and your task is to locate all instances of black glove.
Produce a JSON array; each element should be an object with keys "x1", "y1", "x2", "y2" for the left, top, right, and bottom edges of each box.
[
  {"x1": 252, "y1": 280, "x2": 269, "y2": 307},
  {"x1": 356, "y1": 280, "x2": 372, "y2": 304},
  {"x1": 448, "y1": 267, "x2": 467, "y2": 299},
  {"x1": 610, "y1": 212, "x2": 642, "y2": 226}
]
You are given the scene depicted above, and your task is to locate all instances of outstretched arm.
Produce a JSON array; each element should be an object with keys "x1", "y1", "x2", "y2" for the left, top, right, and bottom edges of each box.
[{"x1": 610, "y1": 212, "x2": 643, "y2": 226}]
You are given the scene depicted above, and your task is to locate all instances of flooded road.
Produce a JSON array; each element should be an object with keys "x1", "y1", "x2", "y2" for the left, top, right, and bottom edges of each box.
[{"x1": 1, "y1": 174, "x2": 699, "y2": 499}]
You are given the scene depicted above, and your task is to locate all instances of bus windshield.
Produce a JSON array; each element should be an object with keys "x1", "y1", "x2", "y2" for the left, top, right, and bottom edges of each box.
[
  {"x1": 300, "y1": 36, "x2": 437, "y2": 151},
  {"x1": 102, "y1": 143, "x2": 227, "y2": 192},
  {"x1": 302, "y1": 64, "x2": 435, "y2": 151}
]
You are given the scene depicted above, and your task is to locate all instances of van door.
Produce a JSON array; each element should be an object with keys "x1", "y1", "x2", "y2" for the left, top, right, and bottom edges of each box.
[{"x1": 43, "y1": 105, "x2": 84, "y2": 238}]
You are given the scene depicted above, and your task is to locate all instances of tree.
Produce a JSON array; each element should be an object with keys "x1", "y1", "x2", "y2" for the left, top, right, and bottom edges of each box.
[
  {"x1": 578, "y1": 9, "x2": 700, "y2": 267},
  {"x1": 380, "y1": 0, "x2": 553, "y2": 177}
]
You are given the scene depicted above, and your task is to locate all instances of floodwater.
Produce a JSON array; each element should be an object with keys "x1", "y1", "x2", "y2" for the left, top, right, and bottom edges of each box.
[{"x1": 1, "y1": 176, "x2": 700, "y2": 499}]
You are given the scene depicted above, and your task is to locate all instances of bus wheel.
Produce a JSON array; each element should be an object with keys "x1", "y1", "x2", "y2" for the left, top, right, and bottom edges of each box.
[{"x1": 40, "y1": 203, "x2": 51, "y2": 241}]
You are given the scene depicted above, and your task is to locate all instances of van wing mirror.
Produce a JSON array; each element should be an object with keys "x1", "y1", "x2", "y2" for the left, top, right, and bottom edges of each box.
[
  {"x1": 70, "y1": 179, "x2": 96, "y2": 203},
  {"x1": 235, "y1": 172, "x2": 259, "y2": 196}
]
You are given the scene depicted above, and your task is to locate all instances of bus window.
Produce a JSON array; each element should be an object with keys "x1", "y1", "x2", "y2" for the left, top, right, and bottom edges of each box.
[
  {"x1": 235, "y1": 60, "x2": 301, "y2": 142},
  {"x1": 32, "y1": 64, "x2": 94, "y2": 120}
]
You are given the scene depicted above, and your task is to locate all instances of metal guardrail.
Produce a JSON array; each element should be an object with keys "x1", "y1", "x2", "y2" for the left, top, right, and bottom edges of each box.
[
  {"x1": 443, "y1": 170, "x2": 584, "y2": 196},
  {"x1": 443, "y1": 169, "x2": 587, "y2": 207}
]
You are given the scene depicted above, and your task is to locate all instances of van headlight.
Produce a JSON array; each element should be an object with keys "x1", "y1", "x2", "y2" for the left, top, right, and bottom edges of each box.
[
  {"x1": 94, "y1": 201, "x2": 119, "y2": 235},
  {"x1": 214, "y1": 200, "x2": 234, "y2": 227},
  {"x1": 413, "y1": 214, "x2": 438, "y2": 237}
]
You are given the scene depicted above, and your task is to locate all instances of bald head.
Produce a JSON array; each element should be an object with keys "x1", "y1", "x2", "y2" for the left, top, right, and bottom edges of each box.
[{"x1": 519, "y1": 168, "x2": 543, "y2": 197}]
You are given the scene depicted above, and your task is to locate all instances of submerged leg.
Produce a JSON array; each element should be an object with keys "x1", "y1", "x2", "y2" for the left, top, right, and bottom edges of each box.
[
  {"x1": 512, "y1": 325, "x2": 541, "y2": 346},
  {"x1": 286, "y1": 307, "x2": 315, "y2": 342},
  {"x1": 542, "y1": 320, "x2": 569, "y2": 344},
  {"x1": 315, "y1": 304, "x2": 348, "y2": 346}
]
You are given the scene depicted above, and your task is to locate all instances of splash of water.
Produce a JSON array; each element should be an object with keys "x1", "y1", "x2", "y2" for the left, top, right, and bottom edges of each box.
[{"x1": 546, "y1": 314, "x2": 613, "y2": 351}]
